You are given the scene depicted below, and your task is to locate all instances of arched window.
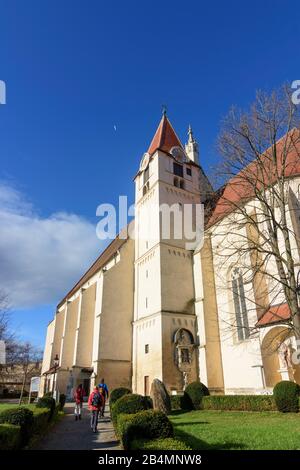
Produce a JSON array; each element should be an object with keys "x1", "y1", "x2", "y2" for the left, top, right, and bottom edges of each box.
[{"x1": 231, "y1": 268, "x2": 250, "y2": 341}]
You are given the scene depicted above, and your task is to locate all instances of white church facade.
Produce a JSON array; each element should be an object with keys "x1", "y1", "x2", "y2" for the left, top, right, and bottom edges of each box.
[{"x1": 40, "y1": 114, "x2": 300, "y2": 398}]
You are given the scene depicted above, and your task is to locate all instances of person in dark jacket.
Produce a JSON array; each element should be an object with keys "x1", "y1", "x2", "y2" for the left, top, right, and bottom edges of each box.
[
  {"x1": 88, "y1": 386, "x2": 103, "y2": 433},
  {"x1": 97, "y1": 378, "x2": 109, "y2": 417},
  {"x1": 74, "y1": 384, "x2": 84, "y2": 421}
]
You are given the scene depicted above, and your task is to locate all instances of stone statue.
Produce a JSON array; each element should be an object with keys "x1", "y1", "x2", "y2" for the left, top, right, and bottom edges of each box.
[
  {"x1": 278, "y1": 342, "x2": 293, "y2": 369},
  {"x1": 183, "y1": 371, "x2": 188, "y2": 390}
]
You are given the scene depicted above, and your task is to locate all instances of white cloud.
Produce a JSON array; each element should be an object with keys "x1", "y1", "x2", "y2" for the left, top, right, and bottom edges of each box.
[{"x1": 0, "y1": 183, "x2": 103, "y2": 308}]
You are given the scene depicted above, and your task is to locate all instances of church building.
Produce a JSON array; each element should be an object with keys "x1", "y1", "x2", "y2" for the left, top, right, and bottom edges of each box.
[{"x1": 40, "y1": 113, "x2": 300, "y2": 398}]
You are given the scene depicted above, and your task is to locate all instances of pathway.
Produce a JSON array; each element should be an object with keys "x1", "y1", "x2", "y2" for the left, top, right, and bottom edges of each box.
[{"x1": 36, "y1": 403, "x2": 120, "y2": 450}]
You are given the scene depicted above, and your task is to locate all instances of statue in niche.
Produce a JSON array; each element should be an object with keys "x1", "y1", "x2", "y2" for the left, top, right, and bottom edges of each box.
[
  {"x1": 174, "y1": 328, "x2": 195, "y2": 373},
  {"x1": 278, "y1": 341, "x2": 293, "y2": 369}
]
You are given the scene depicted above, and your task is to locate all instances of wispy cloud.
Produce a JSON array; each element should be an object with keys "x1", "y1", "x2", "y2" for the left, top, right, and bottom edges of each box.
[{"x1": 0, "y1": 182, "x2": 103, "y2": 308}]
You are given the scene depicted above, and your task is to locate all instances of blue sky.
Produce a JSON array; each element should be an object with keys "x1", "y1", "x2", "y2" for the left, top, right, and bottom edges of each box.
[{"x1": 0, "y1": 0, "x2": 299, "y2": 348}]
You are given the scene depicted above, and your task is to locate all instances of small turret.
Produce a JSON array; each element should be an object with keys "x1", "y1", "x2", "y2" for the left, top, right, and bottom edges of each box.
[{"x1": 185, "y1": 124, "x2": 199, "y2": 165}]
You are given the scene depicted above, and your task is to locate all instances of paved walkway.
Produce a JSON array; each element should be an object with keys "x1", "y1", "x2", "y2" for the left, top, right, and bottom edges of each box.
[{"x1": 36, "y1": 403, "x2": 120, "y2": 450}]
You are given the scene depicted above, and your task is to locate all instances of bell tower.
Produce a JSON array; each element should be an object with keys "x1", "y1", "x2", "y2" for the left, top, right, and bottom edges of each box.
[{"x1": 132, "y1": 112, "x2": 211, "y2": 395}]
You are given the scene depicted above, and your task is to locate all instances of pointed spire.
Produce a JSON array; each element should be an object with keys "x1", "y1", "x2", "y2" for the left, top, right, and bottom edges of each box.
[
  {"x1": 185, "y1": 124, "x2": 199, "y2": 165},
  {"x1": 188, "y1": 124, "x2": 195, "y2": 143},
  {"x1": 147, "y1": 113, "x2": 183, "y2": 155}
]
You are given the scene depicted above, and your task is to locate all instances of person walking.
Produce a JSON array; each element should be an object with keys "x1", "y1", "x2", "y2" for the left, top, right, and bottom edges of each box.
[
  {"x1": 73, "y1": 384, "x2": 84, "y2": 421},
  {"x1": 88, "y1": 386, "x2": 103, "y2": 433},
  {"x1": 98, "y1": 378, "x2": 109, "y2": 417}
]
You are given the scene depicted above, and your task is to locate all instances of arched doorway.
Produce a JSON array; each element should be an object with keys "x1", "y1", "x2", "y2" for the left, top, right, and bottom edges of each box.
[{"x1": 261, "y1": 326, "x2": 300, "y2": 387}]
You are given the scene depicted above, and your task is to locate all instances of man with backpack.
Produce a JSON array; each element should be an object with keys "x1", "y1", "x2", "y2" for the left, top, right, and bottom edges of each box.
[
  {"x1": 88, "y1": 386, "x2": 103, "y2": 433},
  {"x1": 73, "y1": 383, "x2": 84, "y2": 421},
  {"x1": 97, "y1": 378, "x2": 109, "y2": 418}
]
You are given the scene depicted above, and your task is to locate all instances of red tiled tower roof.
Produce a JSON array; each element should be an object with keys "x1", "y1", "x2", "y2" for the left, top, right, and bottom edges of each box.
[{"x1": 147, "y1": 114, "x2": 183, "y2": 155}]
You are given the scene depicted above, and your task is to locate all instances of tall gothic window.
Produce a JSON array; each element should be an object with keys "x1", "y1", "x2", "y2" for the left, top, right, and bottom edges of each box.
[{"x1": 231, "y1": 268, "x2": 250, "y2": 341}]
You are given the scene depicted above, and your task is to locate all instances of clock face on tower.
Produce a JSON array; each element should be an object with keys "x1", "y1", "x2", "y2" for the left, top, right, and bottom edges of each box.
[
  {"x1": 170, "y1": 146, "x2": 187, "y2": 162},
  {"x1": 140, "y1": 152, "x2": 150, "y2": 171}
]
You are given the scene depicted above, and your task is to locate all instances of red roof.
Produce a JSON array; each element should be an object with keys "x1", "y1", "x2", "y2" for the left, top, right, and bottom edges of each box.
[
  {"x1": 147, "y1": 114, "x2": 183, "y2": 155},
  {"x1": 208, "y1": 128, "x2": 300, "y2": 227},
  {"x1": 256, "y1": 303, "x2": 291, "y2": 327}
]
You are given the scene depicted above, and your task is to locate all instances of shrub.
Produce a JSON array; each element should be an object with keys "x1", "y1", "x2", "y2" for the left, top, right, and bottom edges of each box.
[
  {"x1": 118, "y1": 409, "x2": 173, "y2": 450},
  {"x1": 273, "y1": 381, "x2": 300, "y2": 413},
  {"x1": 184, "y1": 382, "x2": 210, "y2": 410},
  {"x1": 0, "y1": 424, "x2": 21, "y2": 450},
  {"x1": 31, "y1": 407, "x2": 51, "y2": 434},
  {"x1": 201, "y1": 395, "x2": 276, "y2": 411},
  {"x1": 109, "y1": 387, "x2": 131, "y2": 407},
  {"x1": 0, "y1": 407, "x2": 34, "y2": 444},
  {"x1": 111, "y1": 393, "x2": 152, "y2": 425},
  {"x1": 131, "y1": 437, "x2": 191, "y2": 450},
  {"x1": 59, "y1": 394, "x2": 66, "y2": 411},
  {"x1": 144, "y1": 396, "x2": 153, "y2": 409},
  {"x1": 36, "y1": 396, "x2": 56, "y2": 420},
  {"x1": 170, "y1": 394, "x2": 188, "y2": 411}
]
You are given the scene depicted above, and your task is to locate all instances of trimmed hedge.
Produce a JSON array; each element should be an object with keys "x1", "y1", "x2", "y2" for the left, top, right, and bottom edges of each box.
[
  {"x1": 0, "y1": 424, "x2": 21, "y2": 450},
  {"x1": 118, "y1": 409, "x2": 173, "y2": 450},
  {"x1": 0, "y1": 407, "x2": 34, "y2": 445},
  {"x1": 31, "y1": 407, "x2": 51, "y2": 434},
  {"x1": 201, "y1": 395, "x2": 277, "y2": 412},
  {"x1": 131, "y1": 437, "x2": 192, "y2": 450},
  {"x1": 37, "y1": 396, "x2": 56, "y2": 421},
  {"x1": 111, "y1": 393, "x2": 152, "y2": 425},
  {"x1": 184, "y1": 382, "x2": 210, "y2": 410},
  {"x1": 109, "y1": 387, "x2": 131, "y2": 407},
  {"x1": 273, "y1": 381, "x2": 300, "y2": 413}
]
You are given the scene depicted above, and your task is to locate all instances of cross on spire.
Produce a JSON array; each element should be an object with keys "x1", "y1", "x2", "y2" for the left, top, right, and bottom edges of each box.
[{"x1": 161, "y1": 104, "x2": 167, "y2": 116}]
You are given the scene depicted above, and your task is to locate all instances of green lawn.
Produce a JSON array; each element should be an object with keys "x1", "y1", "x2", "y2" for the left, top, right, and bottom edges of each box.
[
  {"x1": 170, "y1": 410, "x2": 300, "y2": 450},
  {"x1": 0, "y1": 403, "x2": 34, "y2": 411}
]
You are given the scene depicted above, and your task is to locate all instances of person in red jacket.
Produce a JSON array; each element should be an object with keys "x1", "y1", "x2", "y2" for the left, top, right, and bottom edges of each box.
[
  {"x1": 88, "y1": 386, "x2": 103, "y2": 433},
  {"x1": 74, "y1": 384, "x2": 85, "y2": 421}
]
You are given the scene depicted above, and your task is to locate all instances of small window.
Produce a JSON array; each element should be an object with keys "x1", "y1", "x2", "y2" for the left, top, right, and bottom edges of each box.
[
  {"x1": 180, "y1": 180, "x2": 184, "y2": 189},
  {"x1": 146, "y1": 241, "x2": 148, "y2": 249},
  {"x1": 173, "y1": 162, "x2": 183, "y2": 177},
  {"x1": 145, "y1": 344, "x2": 149, "y2": 354},
  {"x1": 143, "y1": 165, "x2": 149, "y2": 185},
  {"x1": 174, "y1": 177, "x2": 179, "y2": 187},
  {"x1": 146, "y1": 297, "x2": 148, "y2": 308},
  {"x1": 143, "y1": 182, "x2": 149, "y2": 196},
  {"x1": 186, "y1": 167, "x2": 192, "y2": 176},
  {"x1": 146, "y1": 270, "x2": 148, "y2": 278}
]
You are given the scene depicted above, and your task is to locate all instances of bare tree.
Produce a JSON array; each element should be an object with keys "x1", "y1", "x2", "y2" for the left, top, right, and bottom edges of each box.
[
  {"x1": 15, "y1": 342, "x2": 42, "y2": 404},
  {"x1": 0, "y1": 290, "x2": 12, "y2": 345},
  {"x1": 207, "y1": 85, "x2": 300, "y2": 348},
  {"x1": 0, "y1": 292, "x2": 42, "y2": 400}
]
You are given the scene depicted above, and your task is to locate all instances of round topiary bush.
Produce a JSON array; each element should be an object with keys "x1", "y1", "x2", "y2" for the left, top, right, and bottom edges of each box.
[
  {"x1": 118, "y1": 409, "x2": 173, "y2": 450},
  {"x1": 184, "y1": 381, "x2": 210, "y2": 410},
  {"x1": 110, "y1": 387, "x2": 131, "y2": 407},
  {"x1": 37, "y1": 396, "x2": 56, "y2": 420},
  {"x1": 111, "y1": 393, "x2": 152, "y2": 425},
  {"x1": 0, "y1": 407, "x2": 34, "y2": 444},
  {"x1": 273, "y1": 380, "x2": 300, "y2": 413}
]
